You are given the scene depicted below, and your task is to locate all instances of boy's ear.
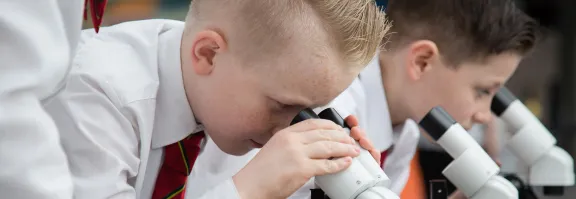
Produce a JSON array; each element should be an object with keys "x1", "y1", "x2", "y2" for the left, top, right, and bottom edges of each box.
[
  {"x1": 190, "y1": 30, "x2": 228, "y2": 76},
  {"x1": 405, "y1": 40, "x2": 440, "y2": 81}
]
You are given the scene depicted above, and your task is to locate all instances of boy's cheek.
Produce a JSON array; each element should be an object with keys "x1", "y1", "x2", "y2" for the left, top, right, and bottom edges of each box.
[{"x1": 444, "y1": 106, "x2": 475, "y2": 129}]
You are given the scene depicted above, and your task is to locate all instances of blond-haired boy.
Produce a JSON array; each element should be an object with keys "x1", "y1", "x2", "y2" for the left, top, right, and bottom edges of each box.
[{"x1": 44, "y1": 0, "x2": 390, "y2": 198}]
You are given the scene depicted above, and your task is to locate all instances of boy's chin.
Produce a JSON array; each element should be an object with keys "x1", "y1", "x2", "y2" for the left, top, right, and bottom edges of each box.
[{"x1": 215, "y1": 141, "x2": 256, "y2": 156}]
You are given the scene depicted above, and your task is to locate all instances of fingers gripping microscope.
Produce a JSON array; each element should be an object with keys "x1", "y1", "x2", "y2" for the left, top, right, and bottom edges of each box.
[
  {"x1": 491, "y1": 87, "x2": 575, "y2": 197},
  {"x1": 292, "y1": 108, "x2": 400, "y2": 199}
]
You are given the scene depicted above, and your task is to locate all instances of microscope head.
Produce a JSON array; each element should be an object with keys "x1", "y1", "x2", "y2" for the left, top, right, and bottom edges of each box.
[
  {"x1": 491, "y1": 87, "x2": 575, "y2": 194},
  {"x1": 291, "y1": 108, "x2": 398, "y2": 199},
  {"x1": 419, "y1": 107, "x2": 516, "y2": 198}
]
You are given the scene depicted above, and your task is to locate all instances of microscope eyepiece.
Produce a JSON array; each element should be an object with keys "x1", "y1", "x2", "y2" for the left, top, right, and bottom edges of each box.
[
  {"x1": 419, "y1": 106, "x2": 456, "y2": 141},
  {"x1": 291, "y1": 108, "x2": 351, "y2": 129},
  {"x1": 291, "y1": 108, "x2": 319, "y2": 125},
  {"x1": 491, "y1": 87, "x2": 517, "y2": 116},
  {"x1": 318, "y1": 108, "x2": 350, "y2": 129}
]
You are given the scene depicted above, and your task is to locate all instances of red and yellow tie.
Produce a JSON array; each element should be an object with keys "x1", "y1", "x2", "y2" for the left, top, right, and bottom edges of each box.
[
  {"x1": 84, "y1": 0, "x2": 107, "y2": 33},
  {"x1": 152, "y1": 132, "x2": 205, "y2": 199}
]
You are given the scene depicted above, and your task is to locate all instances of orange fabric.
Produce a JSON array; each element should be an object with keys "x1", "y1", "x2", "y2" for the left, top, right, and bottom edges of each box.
[
  {"x1": 108, "y1": 0, "x2": 157, "y2": 14},
  {"x1": 104, "y1": 0, "x2": 158, "y2": 25},
  {"x1": 400, "y1": 151, "x2": 426, "y2": 199}
]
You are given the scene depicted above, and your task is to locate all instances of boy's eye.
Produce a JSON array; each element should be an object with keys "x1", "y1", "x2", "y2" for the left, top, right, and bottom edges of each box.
[
  {"x1": 269, "y1": 97, "x2": 305, "y2": 112},
  {"x1": 475, "y1": 88, "x2": 491, "y2": 99},
  {"x1": 269, "y1": 98, "x2": 290, "y2": 110},
  {"x1": 275, "y1": 101, "x2": 289, "y2": 110}
]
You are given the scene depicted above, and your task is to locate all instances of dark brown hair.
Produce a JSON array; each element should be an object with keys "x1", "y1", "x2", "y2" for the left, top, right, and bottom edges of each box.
[{"x1": 385, "y1": 0, "x2": 539, "y2": 66}]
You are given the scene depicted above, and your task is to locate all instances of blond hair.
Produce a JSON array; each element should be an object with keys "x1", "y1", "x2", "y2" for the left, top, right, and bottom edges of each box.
[{"x1": 185, "y1": 0, "x2": 389, "y2": 67}]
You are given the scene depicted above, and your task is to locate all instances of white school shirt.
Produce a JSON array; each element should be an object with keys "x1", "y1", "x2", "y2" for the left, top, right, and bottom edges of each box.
[
  {"x1": 324, "y1": 57, "x2": 421, "y2": 194},
  {"x1": 0, "y1": 0, "x2": 83, "y2": 198},
  {"x1": 44, "y1": 19, "x2": 248, "y2": 199}
]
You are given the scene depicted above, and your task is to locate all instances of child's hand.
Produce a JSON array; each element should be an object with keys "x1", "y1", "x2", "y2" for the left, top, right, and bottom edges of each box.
[
  {"x1": 233, "y1": 119, "x2": 360, "y2": 199},
  {"x1": 345, "y1": 115, "x2": 381, "y2": 163}
]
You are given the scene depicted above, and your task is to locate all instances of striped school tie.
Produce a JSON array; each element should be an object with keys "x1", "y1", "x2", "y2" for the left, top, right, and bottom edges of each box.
[
  {"x1": 379, "y1": 147, "x2": 390, "y2": 167},
  {"x1": 152, "y1": 132, "x2": 205, "y2": 199}
]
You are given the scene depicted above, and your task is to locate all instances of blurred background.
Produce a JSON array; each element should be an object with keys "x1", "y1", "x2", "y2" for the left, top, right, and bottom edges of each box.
[
  {"x1": 417, "y1": 1, "x2": 576, "y2": 199},
  {"x1": 83, "y1": 0, "x2": 189, "y2": 29},
  {"x1": 87, "y1": 0, "x2": 576, "y2": 198}
]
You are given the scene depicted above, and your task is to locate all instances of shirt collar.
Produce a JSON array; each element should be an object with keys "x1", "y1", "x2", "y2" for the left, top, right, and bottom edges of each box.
[
  {"x1": 152, "y1": 26, "x2": 203, "y2": 148},
  {"x1": 359, "y1": 55, "x2": 395, "y2": 151},
  {"x1": 392, "y1": 119, "x2": 419, "y2": 143}
]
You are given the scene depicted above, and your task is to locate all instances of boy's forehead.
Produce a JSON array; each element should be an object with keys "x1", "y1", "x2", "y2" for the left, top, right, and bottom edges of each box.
[{"x1": 461, "y1": 53, "x2": 521, "y2": 82}]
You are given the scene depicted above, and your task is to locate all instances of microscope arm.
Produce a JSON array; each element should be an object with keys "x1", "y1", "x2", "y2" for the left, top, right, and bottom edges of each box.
[{"x1": 420, "y1": 107, "x2": 518, "y2": 199}]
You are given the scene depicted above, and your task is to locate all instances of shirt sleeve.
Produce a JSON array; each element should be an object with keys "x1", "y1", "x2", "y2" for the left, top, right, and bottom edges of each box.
[
  {"x1": 0, "y1": 0, "x2": 83, "y2": 198},
  {"x1": 44, "y1": 68, "x2": 146, "y2": 199}
]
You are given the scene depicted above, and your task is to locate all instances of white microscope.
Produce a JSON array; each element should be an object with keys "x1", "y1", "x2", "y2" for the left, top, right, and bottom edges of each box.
[
  {"x1": 491, "y1": 87, "x2": 575, "y2": 197},
  {"x1": 291, "y1": 108, "x2": 399, "y2": 199},
  {"x1": 419, "y1": 106, "x2": 518, "y2": 199}
]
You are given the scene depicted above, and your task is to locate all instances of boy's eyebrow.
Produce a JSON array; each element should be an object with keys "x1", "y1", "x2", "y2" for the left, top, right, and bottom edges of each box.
[
  {"x1": 492, "y1": 82, "x2": 502, "y2": 89},
  {"x1": 486, "y1": 82, "x2": 503, "y2": 91},
  {"x1": 476, "y1": 82, "x2": 502, "y2": 90}
]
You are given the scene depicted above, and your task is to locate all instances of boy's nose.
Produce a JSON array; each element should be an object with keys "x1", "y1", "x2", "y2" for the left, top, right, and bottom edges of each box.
[{"x1": 472, "y1": 110, "x2": 493, "y2": 125}]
